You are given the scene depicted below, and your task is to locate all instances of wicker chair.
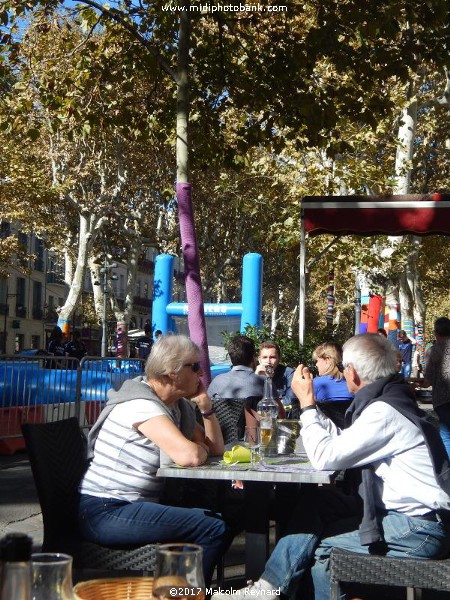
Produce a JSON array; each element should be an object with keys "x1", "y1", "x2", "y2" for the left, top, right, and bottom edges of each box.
[
  {"x1": 212, "y1": 396, "x2": 261, "y2": 444},
  {"x1": 22, "y1": 418, "x2": 157, "y2": 574},
  {"x1": 330, "y1": 547, "x2": 450, "y2": 600}
]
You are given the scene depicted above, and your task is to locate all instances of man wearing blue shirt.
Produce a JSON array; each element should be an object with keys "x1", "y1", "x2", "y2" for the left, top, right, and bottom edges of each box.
[
  {"x1": 255, "y1": 341, "x2": 299, "y2": 417},
  {"x1": 397, "y1": 330, "x2": 416, "y2": 378}
]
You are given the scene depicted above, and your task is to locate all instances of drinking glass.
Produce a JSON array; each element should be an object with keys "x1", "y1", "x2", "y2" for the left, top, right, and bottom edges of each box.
[
  {"x1": 152, "y1": 543, "x2": 205, "y2": 600},
  {"x1": 244, "y1": 426, "x2": 261, "y2": 466},
  {"x1": 31, "y1": 553, "x2": 74, "y2": 600}
]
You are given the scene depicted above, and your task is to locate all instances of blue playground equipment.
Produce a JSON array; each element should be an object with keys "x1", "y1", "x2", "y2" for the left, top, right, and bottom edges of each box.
[{"x1": 152, "y1": 252, "x2": 263, "y2": 338}]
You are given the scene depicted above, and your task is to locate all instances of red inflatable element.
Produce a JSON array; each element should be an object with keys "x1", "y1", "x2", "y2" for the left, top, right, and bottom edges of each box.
[{"x1": 367, "y1": 294, "x2": 382, "y2": 333}]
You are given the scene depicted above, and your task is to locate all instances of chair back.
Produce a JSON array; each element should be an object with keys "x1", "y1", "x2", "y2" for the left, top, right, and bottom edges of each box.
[
  {"x1": 22, "y1": 417, "x2": 88, "y2": 552},
  {"x1": 212, "y1": 396, "x2": 261, "y2": 444}
]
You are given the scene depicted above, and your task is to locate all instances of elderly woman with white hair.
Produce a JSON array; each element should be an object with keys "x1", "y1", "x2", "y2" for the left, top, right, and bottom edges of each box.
[{"x1": 78, "y1": 334, "x2": 229, "y2": 582}]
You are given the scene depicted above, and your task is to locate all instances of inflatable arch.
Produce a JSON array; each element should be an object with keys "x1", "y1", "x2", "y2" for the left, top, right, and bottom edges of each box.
[{"x1": 152, "y1": 253, "x2": 263, "y2": 339}]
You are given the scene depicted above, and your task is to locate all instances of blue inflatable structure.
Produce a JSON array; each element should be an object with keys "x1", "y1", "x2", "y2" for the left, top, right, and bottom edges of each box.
[{"x1": 152, "y1": 252, "x2": 263, "y2": 337}]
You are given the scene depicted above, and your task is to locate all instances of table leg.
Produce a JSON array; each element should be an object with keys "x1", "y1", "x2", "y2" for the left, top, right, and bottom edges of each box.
[
  {"x1": 274, "y1": 482, "x2": 300, "y2": 541},
  {"x1": 244, "y1": 481, "x2": 272, "y2": 581}
]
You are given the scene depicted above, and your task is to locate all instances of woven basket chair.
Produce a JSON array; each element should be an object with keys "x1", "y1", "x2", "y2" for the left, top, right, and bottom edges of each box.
[
  {"x1": 211, "y1": 396, "x2": 261, "y2": 444},
  {"x1": 22, "y1": 418, "x2": 157, "y2": 574},
  {"x1": 330, "y1": 547, "x2": 450, "y2": 600}
]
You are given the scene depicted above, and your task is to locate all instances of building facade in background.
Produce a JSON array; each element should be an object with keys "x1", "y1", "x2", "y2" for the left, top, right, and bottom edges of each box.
[{"x1": 0, "y1": 223, "x2": 176, "y2": 355}]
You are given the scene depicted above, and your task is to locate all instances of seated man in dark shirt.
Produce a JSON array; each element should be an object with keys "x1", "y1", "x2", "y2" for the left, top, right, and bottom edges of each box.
[{"x1": 207, "y1": 335, "x2": 263, "y2": 401}]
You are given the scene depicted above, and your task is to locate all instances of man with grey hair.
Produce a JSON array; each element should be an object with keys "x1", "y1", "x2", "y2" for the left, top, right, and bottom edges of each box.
[{"x1": 216, "y1": 333, "x2": 450, "y2": 600}]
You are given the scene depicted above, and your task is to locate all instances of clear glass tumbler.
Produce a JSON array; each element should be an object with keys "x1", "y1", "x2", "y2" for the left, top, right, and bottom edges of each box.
[
  {"x1": 244, "y1": 425, "x2": 262, "y2": 465},
  {"x1": 152, "y1": 543, "x2": 205, "y2": 600},
  {"x1": 31, "y1": 553, "x2": 74, "y2": 600}
]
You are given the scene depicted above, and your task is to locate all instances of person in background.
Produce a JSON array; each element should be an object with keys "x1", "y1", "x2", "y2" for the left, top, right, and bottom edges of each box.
[
  {"x1": 215, "y1": 333, "x2": 450, "y2": 600},
  {"x1": 64, "y1": 330, "x2": 87, "y2": 366},
  {"x1": 377, "y1": 327, "x2": 387, "y2": 338},
  {"x1": 155, "y1": 329, "x2": 163, "y2": 339},
  {"x1": 47, "y1": 326, "x2": 65, "y2": 356},
  {"x1": 255, "y1": 341, "x2": 299, "y2": 418},
  {"x1": 422, "y1": 317, "x2": 450, "y2": 457},
  {"x1": 397, "y1": 329, "x2": 417, "y2": 378},
  {"x1": 311, "y1": 341, "x2": 354, "y2": 429},
  {"x1": 423, "y1": 338, "x2": 435, "y2": 374},
  {"x1": 78, "y1": 334, "x2": 229, "y2": 584},
  {"x1": 207, "y1": 335, "x2": 263, "y2": 401},
  {"x1": 46, "y1": 326, "x2": 65, "y2": 368},
  {"x1": 135, "y1": 324, "x2": 153, "y2": 362}
]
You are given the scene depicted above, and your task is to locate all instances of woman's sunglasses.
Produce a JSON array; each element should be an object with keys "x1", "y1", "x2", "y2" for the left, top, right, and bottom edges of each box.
[{"x1": 183, "y1": 362, "x2": 201, "y2": 372}]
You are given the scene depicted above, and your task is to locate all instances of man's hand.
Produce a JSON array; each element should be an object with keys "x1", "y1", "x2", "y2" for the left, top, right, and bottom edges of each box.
[
  {"x1": 255, "y1": 363, "x2": 266, "y2": 376},
  {"x1": 292, "y1": 364, "x2": 316, "y2": 409}
]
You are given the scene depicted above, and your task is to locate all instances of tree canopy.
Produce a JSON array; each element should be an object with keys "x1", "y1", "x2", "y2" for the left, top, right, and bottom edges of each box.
[{"x1": 1, "y1": 0, "x2": 450, "y2": 346}]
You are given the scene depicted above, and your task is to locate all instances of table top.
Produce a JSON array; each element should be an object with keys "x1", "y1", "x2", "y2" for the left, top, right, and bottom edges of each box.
[{"x1": 157, "y1": 454, "x2": 338, "y2": 484}]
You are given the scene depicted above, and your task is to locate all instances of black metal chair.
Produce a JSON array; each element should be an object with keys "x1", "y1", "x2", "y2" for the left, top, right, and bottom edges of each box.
[
  {"x1": 21, "y1": 417, "x2": 157, "y2": 575},
  {"x1": 330, "y1": 547, "x2": 450, "y2": 600}
]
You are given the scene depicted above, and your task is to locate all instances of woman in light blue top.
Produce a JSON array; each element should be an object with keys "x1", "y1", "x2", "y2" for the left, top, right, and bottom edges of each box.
[{"x1": 312, "y1": 342, "x2": 354, "y2": 428}]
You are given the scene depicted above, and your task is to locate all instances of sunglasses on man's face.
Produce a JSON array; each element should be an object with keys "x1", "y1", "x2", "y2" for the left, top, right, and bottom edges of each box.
[{"x1": 183, "y1": 362, "x2": 201, "y2": 373}]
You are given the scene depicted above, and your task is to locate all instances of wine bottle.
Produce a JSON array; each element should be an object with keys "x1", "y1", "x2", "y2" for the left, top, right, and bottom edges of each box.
[{"x1": 257, "y1": 367, "x2": 279, "y2": 446}]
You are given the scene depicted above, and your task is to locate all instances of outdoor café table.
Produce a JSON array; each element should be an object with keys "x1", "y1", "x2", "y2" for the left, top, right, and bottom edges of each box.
[{"x1": 157, "y1": 454, "x2": 339, "y2": 581}]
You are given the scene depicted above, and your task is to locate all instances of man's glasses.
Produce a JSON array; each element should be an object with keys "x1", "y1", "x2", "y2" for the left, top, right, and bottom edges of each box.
[{"x1": 183, "y1": 362, "x2": 201, "y2": 373}]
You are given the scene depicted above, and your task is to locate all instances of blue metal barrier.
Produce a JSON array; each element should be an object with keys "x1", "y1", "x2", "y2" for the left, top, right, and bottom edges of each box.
[
  {"x1": 0, "y1": 356, "x2": 145, "y2": 453},
  {"x1": 0, "y1": 355, "x2": 230, "y2": 454}
]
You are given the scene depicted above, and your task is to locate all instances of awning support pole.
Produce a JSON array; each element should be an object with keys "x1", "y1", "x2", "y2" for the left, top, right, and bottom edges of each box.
[{"x1": 299, "y1": 216, "x2": 306, "y2": 346}]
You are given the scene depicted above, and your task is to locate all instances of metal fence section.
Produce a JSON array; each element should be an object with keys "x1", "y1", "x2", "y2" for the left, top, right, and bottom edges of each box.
[{"x1": 0, "y1": 355, "x2": 145, "y2": 454}]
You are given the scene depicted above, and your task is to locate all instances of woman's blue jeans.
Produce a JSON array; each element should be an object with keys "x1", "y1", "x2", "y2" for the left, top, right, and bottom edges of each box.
[
  {"x1": 261, "y1": 510, "x2": 449, "y2": 600},
  {"x1": 78, "y1": 494, "x2": 230, "y2": 584}
]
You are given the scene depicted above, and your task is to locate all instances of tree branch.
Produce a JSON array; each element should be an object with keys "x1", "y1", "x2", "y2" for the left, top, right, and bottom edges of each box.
[
  {"x1": 307, "y1": 236, "x2": 340, "y2": 271},
  {"x1": 74, "y1": 0, "x2": 179, "y2": 83}
]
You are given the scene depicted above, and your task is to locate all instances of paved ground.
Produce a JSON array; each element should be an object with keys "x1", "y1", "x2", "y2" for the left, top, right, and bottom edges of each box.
[
  {"x1": 0, "y1": 451, "x2": 43, "y2": 551},
  {"x1": 0, "y1": 449, "x2": 246, "y2": 583}
]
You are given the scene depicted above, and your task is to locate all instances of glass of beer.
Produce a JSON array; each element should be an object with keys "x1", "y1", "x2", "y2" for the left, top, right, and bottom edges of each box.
[{"x1": 152, "y1": 544, "x2": 205, "y2": 600}]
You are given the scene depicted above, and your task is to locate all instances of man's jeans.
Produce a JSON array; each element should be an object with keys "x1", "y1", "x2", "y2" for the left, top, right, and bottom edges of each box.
[
  {"x1": 261, "y1": 510, "x2": 449, "y2": 600},
  {"x1": 401, "y1": 362, "x2": 412, "y2": 378},
  {"x1": 78, "y1": 494, "x2": 229, "y2": 583}
]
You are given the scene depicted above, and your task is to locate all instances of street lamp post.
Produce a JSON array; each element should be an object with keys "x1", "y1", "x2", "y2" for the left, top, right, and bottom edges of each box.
[{"x1": 94, "y1": 258, "x2": 118, "y2": 357}]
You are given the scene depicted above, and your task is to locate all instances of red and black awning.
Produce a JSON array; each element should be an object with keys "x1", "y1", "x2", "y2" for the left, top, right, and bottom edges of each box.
[{"x1": 302, "y1": 194, "x2": 450, "y2": 236}]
